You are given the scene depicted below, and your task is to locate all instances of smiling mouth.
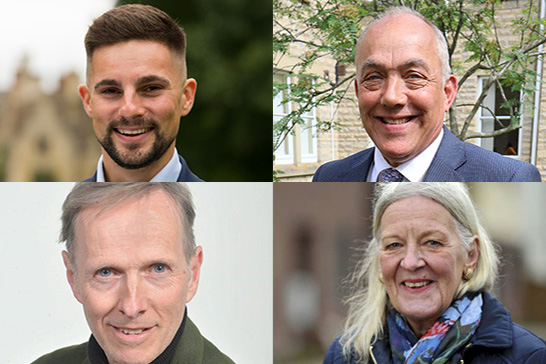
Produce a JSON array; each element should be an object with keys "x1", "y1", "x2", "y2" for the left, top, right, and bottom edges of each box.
[
  {"x1": 378, "y1": 117, "x2": 415, "y2": 125},
  {"x1": 113, "y1": 326, "x2": 153, "y2": 335},
  {"x1": 114, "y1": 127, "x2": 153, "y2": 136},
  {"x1": 403, "y1": 280, "x2": 432, "y2": 288}
]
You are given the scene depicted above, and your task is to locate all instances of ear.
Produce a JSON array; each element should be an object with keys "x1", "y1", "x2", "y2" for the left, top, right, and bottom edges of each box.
[
  {"x1": 185, "y1": 245, "x2": 203, "y2": 303},
  {"x1": 78, "y1": 84, "x2": 92, "y2": 118},
  {"x1": 443, "y1": 75, "x2": 458, "y2": 112},
  {"x1": 62, "y1": 250, "x2": 83, "y2": 304},
  {"x1": 465, "y1": 236, "x2": 480, "y2": 271},
  {"x1": 179, "y1": 78, "x2": 197, "y2": 117}
]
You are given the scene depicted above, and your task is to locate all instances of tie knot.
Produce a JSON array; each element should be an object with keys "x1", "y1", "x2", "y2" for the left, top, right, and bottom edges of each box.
[{"x1": 378, "y1": 168, "x2": 405, "y2": 182}]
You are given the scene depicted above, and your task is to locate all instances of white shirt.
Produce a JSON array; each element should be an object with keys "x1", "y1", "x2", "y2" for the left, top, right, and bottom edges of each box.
[
  {"x1": 95, "y1": 148, "x2": 182, "y2": 182},
  {"x1": 368, "y1": 128, "x2": 444, "y2": 182}
]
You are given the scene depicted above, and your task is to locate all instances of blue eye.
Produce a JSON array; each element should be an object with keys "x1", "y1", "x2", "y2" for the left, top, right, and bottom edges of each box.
[
  {"x1": 153, "y1": 264, "x2": 167, "y2": 273},
  {"x1": 98, "y1": 268, "x2": 112, "y2": 277},
  {"x1": 427, "y1": 240, "x2": 441, "y2": 246}
]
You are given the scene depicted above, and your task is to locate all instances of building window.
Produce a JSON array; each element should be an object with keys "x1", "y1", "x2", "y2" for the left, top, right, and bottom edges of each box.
[
  {"x1": 274, "y1": 71, "x2": 318, "y2": 165},
  {"x1": 478, "y1": 77, "x2": 521, "y2": 157}
]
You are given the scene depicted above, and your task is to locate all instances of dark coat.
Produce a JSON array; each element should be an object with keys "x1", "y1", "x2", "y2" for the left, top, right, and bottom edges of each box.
[
  {"x1": 31, "y1": 317, "x2": 235, "y2": 364},
  {"x1": 323, "y1": 292, "x2": 546, "y2": 364},
  {"x1": 312, "y1": 126, "x2": 542, "y2": 182},
  {"x1": 83, "y1": 154, "x2": 204, "y2": 182}
]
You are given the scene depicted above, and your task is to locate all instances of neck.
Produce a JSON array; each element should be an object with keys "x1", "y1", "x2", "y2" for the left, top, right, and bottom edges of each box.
[{"x1": 102, "y1": 145, "x2": 175, "y2": 182}]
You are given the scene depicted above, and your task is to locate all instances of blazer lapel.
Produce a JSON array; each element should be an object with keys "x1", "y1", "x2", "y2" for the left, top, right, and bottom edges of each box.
[{"x1": 423, "y1": 126, "x2": 466, "y2": 182}]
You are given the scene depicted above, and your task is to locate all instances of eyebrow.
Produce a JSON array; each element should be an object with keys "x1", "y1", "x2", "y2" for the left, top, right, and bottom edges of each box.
[
  {"x1": 93, "y1": 75, "x2": 172, "y2": 91},
  {"x1": 94, "y1": 79, "x2": 121, "y2": 91},
  {"x1": 360, "y1": 58, "x2": 431, "y2": 76}
]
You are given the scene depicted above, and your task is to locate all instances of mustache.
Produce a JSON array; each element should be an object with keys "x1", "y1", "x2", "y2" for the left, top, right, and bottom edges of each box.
[{"x1": 108, "y1": 116, "x2": 159, "y2": 131}]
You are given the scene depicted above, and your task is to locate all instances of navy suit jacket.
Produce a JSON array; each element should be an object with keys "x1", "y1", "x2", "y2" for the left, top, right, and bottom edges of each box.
[
  {"x1": 83, "y1": 154, "x2": 204, "y2": 182},
  {"x1": 313, "y1": 126, "x2": 541, "y2": 182}
]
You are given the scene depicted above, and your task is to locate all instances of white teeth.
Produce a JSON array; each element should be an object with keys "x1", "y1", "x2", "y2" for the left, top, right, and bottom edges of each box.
[
  {"x1": 121, "y1": 328, "x2": 144, "y2": 335},
  {"x1": 381, "y1": 117, "x2": 411, "y2": 124},
  {"x1": 117, "y1": 128, "x2": 150, "y2": 135},
  {"x1": 404, "y1": 281, "x2": 430, "y2": 288}
]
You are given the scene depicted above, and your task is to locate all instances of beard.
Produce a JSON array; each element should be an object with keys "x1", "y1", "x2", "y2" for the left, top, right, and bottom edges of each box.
[{"x1": 98, "y1": 117, "x2": 176, "y2": 170}]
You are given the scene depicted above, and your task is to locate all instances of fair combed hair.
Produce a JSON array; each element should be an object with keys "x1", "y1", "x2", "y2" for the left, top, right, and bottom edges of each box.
[
  {"x1": 355, "y1": 6, "x2": 451, "y2": 83},
  {"x1": 60, "y1": 182, "x2": 196, "y2": 266},
  {"x1": 340, "y1": 183, "x2": 499, "y2": 362}
]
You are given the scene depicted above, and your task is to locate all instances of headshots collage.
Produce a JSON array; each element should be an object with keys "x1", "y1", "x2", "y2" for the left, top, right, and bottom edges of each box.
[{"x1": 2, "y1": 1, "x2": 546, "y2": 363}]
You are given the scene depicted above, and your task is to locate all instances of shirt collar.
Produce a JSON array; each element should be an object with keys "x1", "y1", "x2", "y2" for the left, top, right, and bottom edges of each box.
[
  {"x1": 95, "y1": 148, "x2": 182, "y2": 182},
  {"x1": 369, "y1": 128, "x2": 443, "y2": 182}
]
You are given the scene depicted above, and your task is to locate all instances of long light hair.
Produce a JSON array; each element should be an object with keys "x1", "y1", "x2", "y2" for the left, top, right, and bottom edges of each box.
[{"x1": 340, "y1": 183, "x2": 499, "y2": 362}]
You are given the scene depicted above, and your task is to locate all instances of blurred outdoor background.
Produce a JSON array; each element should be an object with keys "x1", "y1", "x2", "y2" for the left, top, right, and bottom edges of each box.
[
  {"x1": 274, "y1": 183, "x2": 546, "y2": 364},
  {"x1": 0, "y1": 0, "x2": 271, "y2": 181}
]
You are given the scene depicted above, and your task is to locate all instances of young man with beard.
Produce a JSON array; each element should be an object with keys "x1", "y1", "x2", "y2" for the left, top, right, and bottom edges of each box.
[{"x1": 79, "y1": 4, "x2": 202, "y2": 182}]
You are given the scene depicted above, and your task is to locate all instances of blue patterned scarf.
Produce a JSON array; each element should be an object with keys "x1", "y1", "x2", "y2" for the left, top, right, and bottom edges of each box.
[{"x1": 387, "y1": 292, "x2": 483, "y2": 364}]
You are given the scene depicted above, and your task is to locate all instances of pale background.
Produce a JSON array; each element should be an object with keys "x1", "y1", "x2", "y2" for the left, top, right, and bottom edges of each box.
[
  {"x1": 0, "y1": 182, "x2": 272, "y2": 364},
  {"x1": 0, "y1": 0, "x2": 115, "y2": 92}
]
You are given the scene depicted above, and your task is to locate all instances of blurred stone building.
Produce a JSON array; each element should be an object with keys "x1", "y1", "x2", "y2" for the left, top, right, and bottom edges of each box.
[
  {"x1": 274, "y1": 1, "x2": 546, "y2": 181},
  {"x1": 0, "y1": 59, "x2": 99, "y2": 181}
]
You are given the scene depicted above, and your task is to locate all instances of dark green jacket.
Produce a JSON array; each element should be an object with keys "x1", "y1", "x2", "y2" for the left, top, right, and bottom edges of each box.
[{"x1": 32, "y1": 318, "x2": 236, "y2": 364}]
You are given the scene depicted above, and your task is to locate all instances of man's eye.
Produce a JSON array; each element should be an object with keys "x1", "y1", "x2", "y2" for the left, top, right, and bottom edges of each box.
[
  {"x1": 143, "y1": 85, "x2": 163, "y2": 93},
  {"x1": 98, "y1": 268, "x2": 112, "y2": 277},
  {"x1": 153, "y1": 264, "x2": 167, "y2": 273},
  {"x1": 100, "y1": 88, "x2": 121, "y2": 95}
]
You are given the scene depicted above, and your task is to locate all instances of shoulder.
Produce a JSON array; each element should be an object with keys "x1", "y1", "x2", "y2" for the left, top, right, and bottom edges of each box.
[
  {"x1": 177, "y1": 317, "x2": 235, "y2": 364},
  {"x1": 313, "y1": 148, "x2": 373, "y2": 182},
  {"x1": 201, "y1": 337, "x2": 236, "y2": 364},
  {"x1": 436, "y1": 129, "x2": 541, "y2": 181},
  {"x1": 31, "y1": 342, "x2": 88, "y2": 364},
  {"x1": 508, "y1": 323, "x2": 546, "y2": 364},
  {"x1": 459, "y1": 141, "x2": 541, "y2": 181},
  {"x1": 323, "y1": 337, "x2": 348, "y2": 364}
]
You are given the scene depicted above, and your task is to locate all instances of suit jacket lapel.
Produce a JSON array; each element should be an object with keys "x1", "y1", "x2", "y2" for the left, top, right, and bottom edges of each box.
[
  {"x1": 343, "y1": 148, "x2": 374, "y2": 181},
  {"x1": 423, "y1": 126, "x2": 466, "y2": 182}
]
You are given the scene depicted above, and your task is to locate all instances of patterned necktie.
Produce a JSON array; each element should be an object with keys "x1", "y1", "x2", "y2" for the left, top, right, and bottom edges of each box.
[{"x1": 377, "y1": 168, "x2": 405, "y2": 182}]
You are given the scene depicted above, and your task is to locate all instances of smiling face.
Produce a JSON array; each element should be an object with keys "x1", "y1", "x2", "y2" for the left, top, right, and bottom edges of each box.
[
  {"x1": 355, "y1": 14, "x2": 457, "y2": 167},
  {"x1": 62, "y1": 190, "x2": 202, "y2": 364},
  {"x1": 79, "y1": 40, "x2": 197, "y2": 180},
  {"x1": 378, "y1": 195, "x2": 478, "y2": 337}
]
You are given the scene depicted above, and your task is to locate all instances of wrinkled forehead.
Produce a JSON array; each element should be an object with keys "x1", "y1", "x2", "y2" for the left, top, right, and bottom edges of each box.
[{"x1": 72, "y1": 191, "x2": 185, "y2": 254}]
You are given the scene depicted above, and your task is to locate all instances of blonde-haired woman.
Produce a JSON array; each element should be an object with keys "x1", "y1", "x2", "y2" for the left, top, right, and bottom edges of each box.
[{"x1": 324, "y1": 183, "x2": 546, "y2": 364}]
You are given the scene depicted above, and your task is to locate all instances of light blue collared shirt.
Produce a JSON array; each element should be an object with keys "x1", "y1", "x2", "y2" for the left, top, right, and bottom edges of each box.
[{"x1": 95, "y1": 148, "x2": 182, "y2": 182}]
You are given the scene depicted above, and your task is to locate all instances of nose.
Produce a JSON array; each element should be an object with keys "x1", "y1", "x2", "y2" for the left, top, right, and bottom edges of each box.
[
  {"x1": 117, "y1": 274, "x2": 148, "y2": 318},
  {"x1": 400, "y1": 245, "x2": 425, "y2": 271},
  {"x1": 118, "y1": 89, "x2": 145, "y2": 119},
  {"x1": 381, "y1": 75, "x2": 407, "y2": 108}
]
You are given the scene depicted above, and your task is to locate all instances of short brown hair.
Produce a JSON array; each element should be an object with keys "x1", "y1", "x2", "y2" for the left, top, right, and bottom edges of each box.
[{"x1": 84, "y1": 4, "x2": 186, "y2": 65}]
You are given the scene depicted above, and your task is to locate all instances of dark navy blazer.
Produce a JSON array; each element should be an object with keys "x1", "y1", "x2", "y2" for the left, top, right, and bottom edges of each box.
[
  {"x1": 82, "y1": 154, "x2": 204, "y2": 182},
  {"x1": 323, "y1": 292, "x2": 546, "y2": 364},
  {"x1": 313, "y1": 126, "x2": 542, "y2": 182}
]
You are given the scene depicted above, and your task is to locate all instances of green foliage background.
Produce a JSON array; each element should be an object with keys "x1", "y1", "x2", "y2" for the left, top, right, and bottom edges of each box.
[{"x1": 118, "y1": 0, "x2": 272, "y2": 181}]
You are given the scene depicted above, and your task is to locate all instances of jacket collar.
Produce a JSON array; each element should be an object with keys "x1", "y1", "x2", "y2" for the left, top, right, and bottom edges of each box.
[
  {"x1": 469, "y1": 291, "x2": 513, "y2": 349},
  {"x1": 369, "y1": 292, "x2": 513, "y2": 363},
  {"x1": 423, "y1": 126, "x2": 466, "y2": 181}
]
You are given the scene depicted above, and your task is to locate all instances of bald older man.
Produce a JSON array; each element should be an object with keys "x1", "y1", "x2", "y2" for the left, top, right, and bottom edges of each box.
[{"x1": 313, "y1": 7, "x2": 541, "y2": 182}]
